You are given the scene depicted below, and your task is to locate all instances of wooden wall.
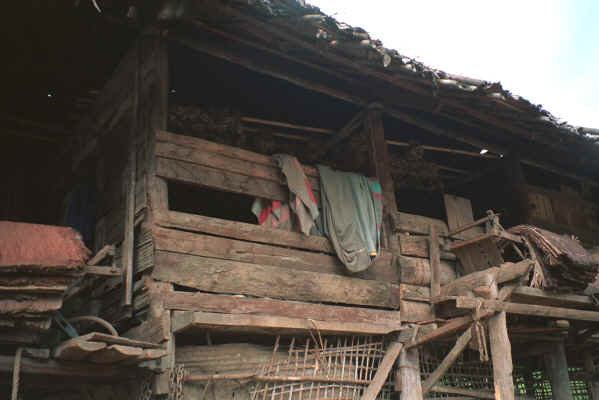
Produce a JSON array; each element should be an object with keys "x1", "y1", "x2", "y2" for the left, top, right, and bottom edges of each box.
[
  {"x1": 64, "y1": 33, "x2": 168, "y2": 331},
  {"x1": 149, "y1": 130, "x2": 462, "y2": 322}
]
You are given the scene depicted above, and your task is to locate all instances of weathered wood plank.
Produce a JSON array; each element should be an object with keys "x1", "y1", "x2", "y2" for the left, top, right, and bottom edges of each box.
[
  {"x1": 172, "y1": 310, "x2": 400, "y2": 335},
  {"x1": 360, "y1": 341, "x2": 403, "y2": 400},
  {"x1": 398, "y1": 255, "x2": 456, "y2": 286},
  {"x1": 401, "y1": 300, "x2": 434, "y2": 322},
  {"x1": 156, "y1": 157, "x2": 291, "y2": 203},
  {"x1": 153, "y1": 227, "x2": 397, "y2": 282},
  {"x1": 153, "y1": 251, "x2": 401, "y2": 308},
  {"x1": 87, "y1": 344, "x2": 144, "y2": 364},
  {"x1": 399, "y1": 234, "x2": 456, "y2": 260},
  {"x1": 155, "y1": 210, "x2": 334, "y2": 253},
  {"x1": 456, "y1": 297, "x2": 599, "y2": 322},
  {"x1": 429, "y1": 225, "x2": 441, "y2": 298},
  {"x1": 511, "y1": 286, "x2": 595, "y2": 309},
  {"x1": 444, "y1": 194, "x2": 477, "y2": 239},
  {"x1": 164, "y1": 291, "x2": 401, "y2": 326},
  {"x1": 76, "y1": 332, "x2": 161, "y2": 349},
  {"x1": 156, "y1": 141, "x2": 320, "y2": 192},
  {"x1": 156, "y1": 129, "x2": 319, "y2": 178},
  {"x1": 53, "y1": 340, "x2": 107, "y2": 361}
]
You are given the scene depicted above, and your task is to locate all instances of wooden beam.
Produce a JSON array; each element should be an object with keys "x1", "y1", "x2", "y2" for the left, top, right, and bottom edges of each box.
[
  {"x1": 429, "y1": 225, "x2": 441, "y2": 298},
  {"x1": 312, "y1": 108, "x2": 366, "y2": 159},
  {"x1": 430, "y1": 385, "x2": 494, "y2": 398},
  {"x1": 543, "y1": 341, "x2": 573, "y2": 400},
  {"x1": 489, "y1": 311, "x2": 514, "y2": 400},
  {"x1": 163, "y1": 290, "x2": 401, "y2": 328},
  {"x1": 422, "y1": 327, "x2": 472, "y2": 395},
  {"x1": 152, "y1": 251, "x2": 401, "y2": 308},
  {"x1": 510, "y1": 286, "x2": 595, "y2": 309},
  {"x1": 172, "y1": 310, "x2": 400, "y2": 336},
  {"x1": 455, "y1": 297, "x2": 599, "y2": 322},
  {"x1": 360, "y1": 341, "x2": 403, "y2": 400},
  {"x1": 0, "y1": 355, "x2": 140, "y2": 379},
  {"x1": 400, "y1": 347, "x2": 423, "y2": 399},
  {"x1": 440, "y1": 260, "x2": 532, "y2": 297}
]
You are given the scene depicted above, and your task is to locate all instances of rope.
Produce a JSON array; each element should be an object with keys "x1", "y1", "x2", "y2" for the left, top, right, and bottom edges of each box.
[
  {"x1": 11, "y1": 347, "x2": 23, "y2": 400},
  {"x1": 67, "y1": 315, "x2": 118, "y2": 336},
  {"x1": 472, "y1": 299, "x2": 489, "y2": 362}
]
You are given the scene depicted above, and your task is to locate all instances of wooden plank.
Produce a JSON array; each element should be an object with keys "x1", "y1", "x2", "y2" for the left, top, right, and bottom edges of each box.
[
  {"x1": 121, "y1": 348, "x2": 169, "y2": 365},
  {"x1": 401, "y1": 300, "x2": 434, "y2": 323},
  {"x1": 431, "y1": 385, "x2": 494, "y2": 399},
  {"x1": 87, "y1": 344, "x2": 144, "y2": 364},
  {"x1": 429, "y1": 225, "x2": 441, "y2": 298},
  {"x1": 399, "y1": 255, "x2": 456, "y2": 286},
  {"x1": 399, "y1": 234, "x2": 456, "y2": 260},
  {"x1": 455, "y1": 297, "x2": 599, "y2": 322},
  {"x1": 489, "y1": 311, "x2": 514, "y2": 400},
  {"x1": 443, "y1": 194, "x2": 477, "y2": 239},
  {"x1": 0, "y1": 297, "x2": 63, "y2": 315},
  {"x1": 0, "y1": 355, "x2": 140, "y2": 379},
  {"x1": 511, "y1": 286, "x2": 595, "y2": 309},
  {"x1": 153, "y1": 251, "x2": 401, "y2": 308},
  {"x1": 75, "y1": 332, "x2": 161, "y2": 349},
  {"x1": 156, "y1": 129, "x2": 318, "y2": 178},
  {"x1": 164, "y1": 291, "x2": 401, "y2": 326},
  {"x1": 360, "y1": 341, "x2": 403, "y2": 400},
  {"x1": 155, "y1": 210, "x2": 334, "y2": 253},
  {"x1": 544, "y1": 341, "x2": 573, "y2": 400},
  {"x1": 0, "y1": 285, "x2": 67, "y2": 294},
  {"x1": 172, "y1": 310, "x2": 401, "y2": 335},
  {"x1": 156, "y1": 157, "x2": 291, "y2": 203},
  {"x1": 314, "y1": 108, "x2": 365, "y2": 159},
  {"x1": 422, "y1": 327, "x2": 472, "y2": 394},
  {"x1": 400, "y1": 347, "x2": 423, "y2": 399},
  {"x1": 53, "y1": 340, "x2": 107, "y2": 361},
  {"x1": 153, "y1": 227, "x2": 397, "y2": 282},
  {"x1": 156, "y1": 141, "x2": 320, "y2": 192}
]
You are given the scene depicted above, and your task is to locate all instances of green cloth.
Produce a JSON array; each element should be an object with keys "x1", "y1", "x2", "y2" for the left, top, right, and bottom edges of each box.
[{"x1": 318, "y1": 165, "x2": 383, "y2": 273}]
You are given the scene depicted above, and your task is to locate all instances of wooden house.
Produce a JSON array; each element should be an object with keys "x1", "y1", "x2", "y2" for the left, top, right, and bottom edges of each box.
[{"x1": 3, "y1": 1, "x2": 599, "y2": 399}]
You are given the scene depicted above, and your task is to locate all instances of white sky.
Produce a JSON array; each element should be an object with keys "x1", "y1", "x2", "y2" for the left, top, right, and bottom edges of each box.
[{"x1": 309, "y1": 0, "x2": 599, "y2": 128}]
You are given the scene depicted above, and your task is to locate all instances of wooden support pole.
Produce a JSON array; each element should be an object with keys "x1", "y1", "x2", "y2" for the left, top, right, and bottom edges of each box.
[
  {"x1": 584, "y1": 353, "x2": 599, "y2": 400},
  {"x1": 311, "y1": 108, "x2": 366, "y2": 159},
  {"x1": 399, "y1": 346, "x2": 423, "y2": 399},
  {"x1": 429, "y1": 225, "x2": 441, "y2": 298},
  {"x1": 366, "y1": 104, "x2": 398, "y2": 250},
  {"x1": 543, "y1": 341, "x2": 573, "y2": 400},
  {"x1": 489, "y1": 311, "x2": 514, "y2": 400},
  {"x1": 422, "y1": 326, "x2": 472, "y2": 395},
  {"x1": 360, "y1": 341, "x2": 403, "y2": 400}
]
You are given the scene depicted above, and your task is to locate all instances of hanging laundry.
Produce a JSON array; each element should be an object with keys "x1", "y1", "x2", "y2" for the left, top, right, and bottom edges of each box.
[
  {"x1": 251, "y1": 199, "x2": 294, "y2": 231},
  {"x1": 318, "y1": 165, "x2": 383, "y2": 273},
  {"x1": 273, "y1": 154, "x2": 319, "y2": 236}
]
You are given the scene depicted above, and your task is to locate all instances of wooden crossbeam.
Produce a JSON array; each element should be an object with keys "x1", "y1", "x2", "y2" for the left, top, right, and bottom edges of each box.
[
  {"x1": 311, "y1": 108, "x2": 366, "y2": 159},
  {"x1": 422, "y1": 326, "x2": 473, "y2": 394},
  {"x1": 456, "y1": 297, "x2": 599, "y2": 322}
]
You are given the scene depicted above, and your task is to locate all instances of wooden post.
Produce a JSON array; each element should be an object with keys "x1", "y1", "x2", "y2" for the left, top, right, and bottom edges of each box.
[
  {"x1": 584, "y1": 353, "x2": 599, "y2": 400},
  {"x1": 360, "y1": 341, "x2": 403, "y2": 400},
  {"x1": 399, "y1": 347, "x2": 423, "y2": 399},
  {"x1": 488, "y1": 311, "x2": 514, "y2": 400},
  {"x1": 366, "y1": 104, "x2": 398, "y2": 248},
  {"x1": 421, "y1": 326, "x2": 472, "y2": 395},
  {"x1": 429, "y1": 225, "x2": 441, "y2": 298},
  {"x1": 543, "y1": 341, "x2": 572, "y2": 400}
]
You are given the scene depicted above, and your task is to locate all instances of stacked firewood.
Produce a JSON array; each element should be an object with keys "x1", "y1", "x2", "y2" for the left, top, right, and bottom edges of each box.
[
  {"x1": 509, "y1": 225, "x2": 599, "y2": 291},
  {"x1": 0, "y1": 221, "x2": 89, "y2": 344}
]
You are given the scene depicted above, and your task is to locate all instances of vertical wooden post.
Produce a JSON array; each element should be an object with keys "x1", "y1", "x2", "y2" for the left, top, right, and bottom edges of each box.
[
  {"x1": 366, "y1": 104, "x2": 397, "y2": 248},
  {"x1": 544, "y1": 341, "x2": 572, "y2": 400},
  {"x1": 429, "y1": 225, "x2": 440, "y2": 298},
  {"x1": 489, "y1": 311, "x2": 515, "y2": 400},
  {"x1": 584, "y1": 353, "x2": 599, "y2": 400},
  {"x1": 502, "y1": 153, "x2": 529, "y2": 226},
  {"x1": 399, "y1": 347, "x2": 423, "y2": 400}
]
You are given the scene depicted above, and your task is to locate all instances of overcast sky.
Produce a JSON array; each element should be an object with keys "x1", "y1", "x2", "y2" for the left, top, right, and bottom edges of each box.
[{"x1": 309, "y1": 0, "x2": 599, "y2": 128}]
